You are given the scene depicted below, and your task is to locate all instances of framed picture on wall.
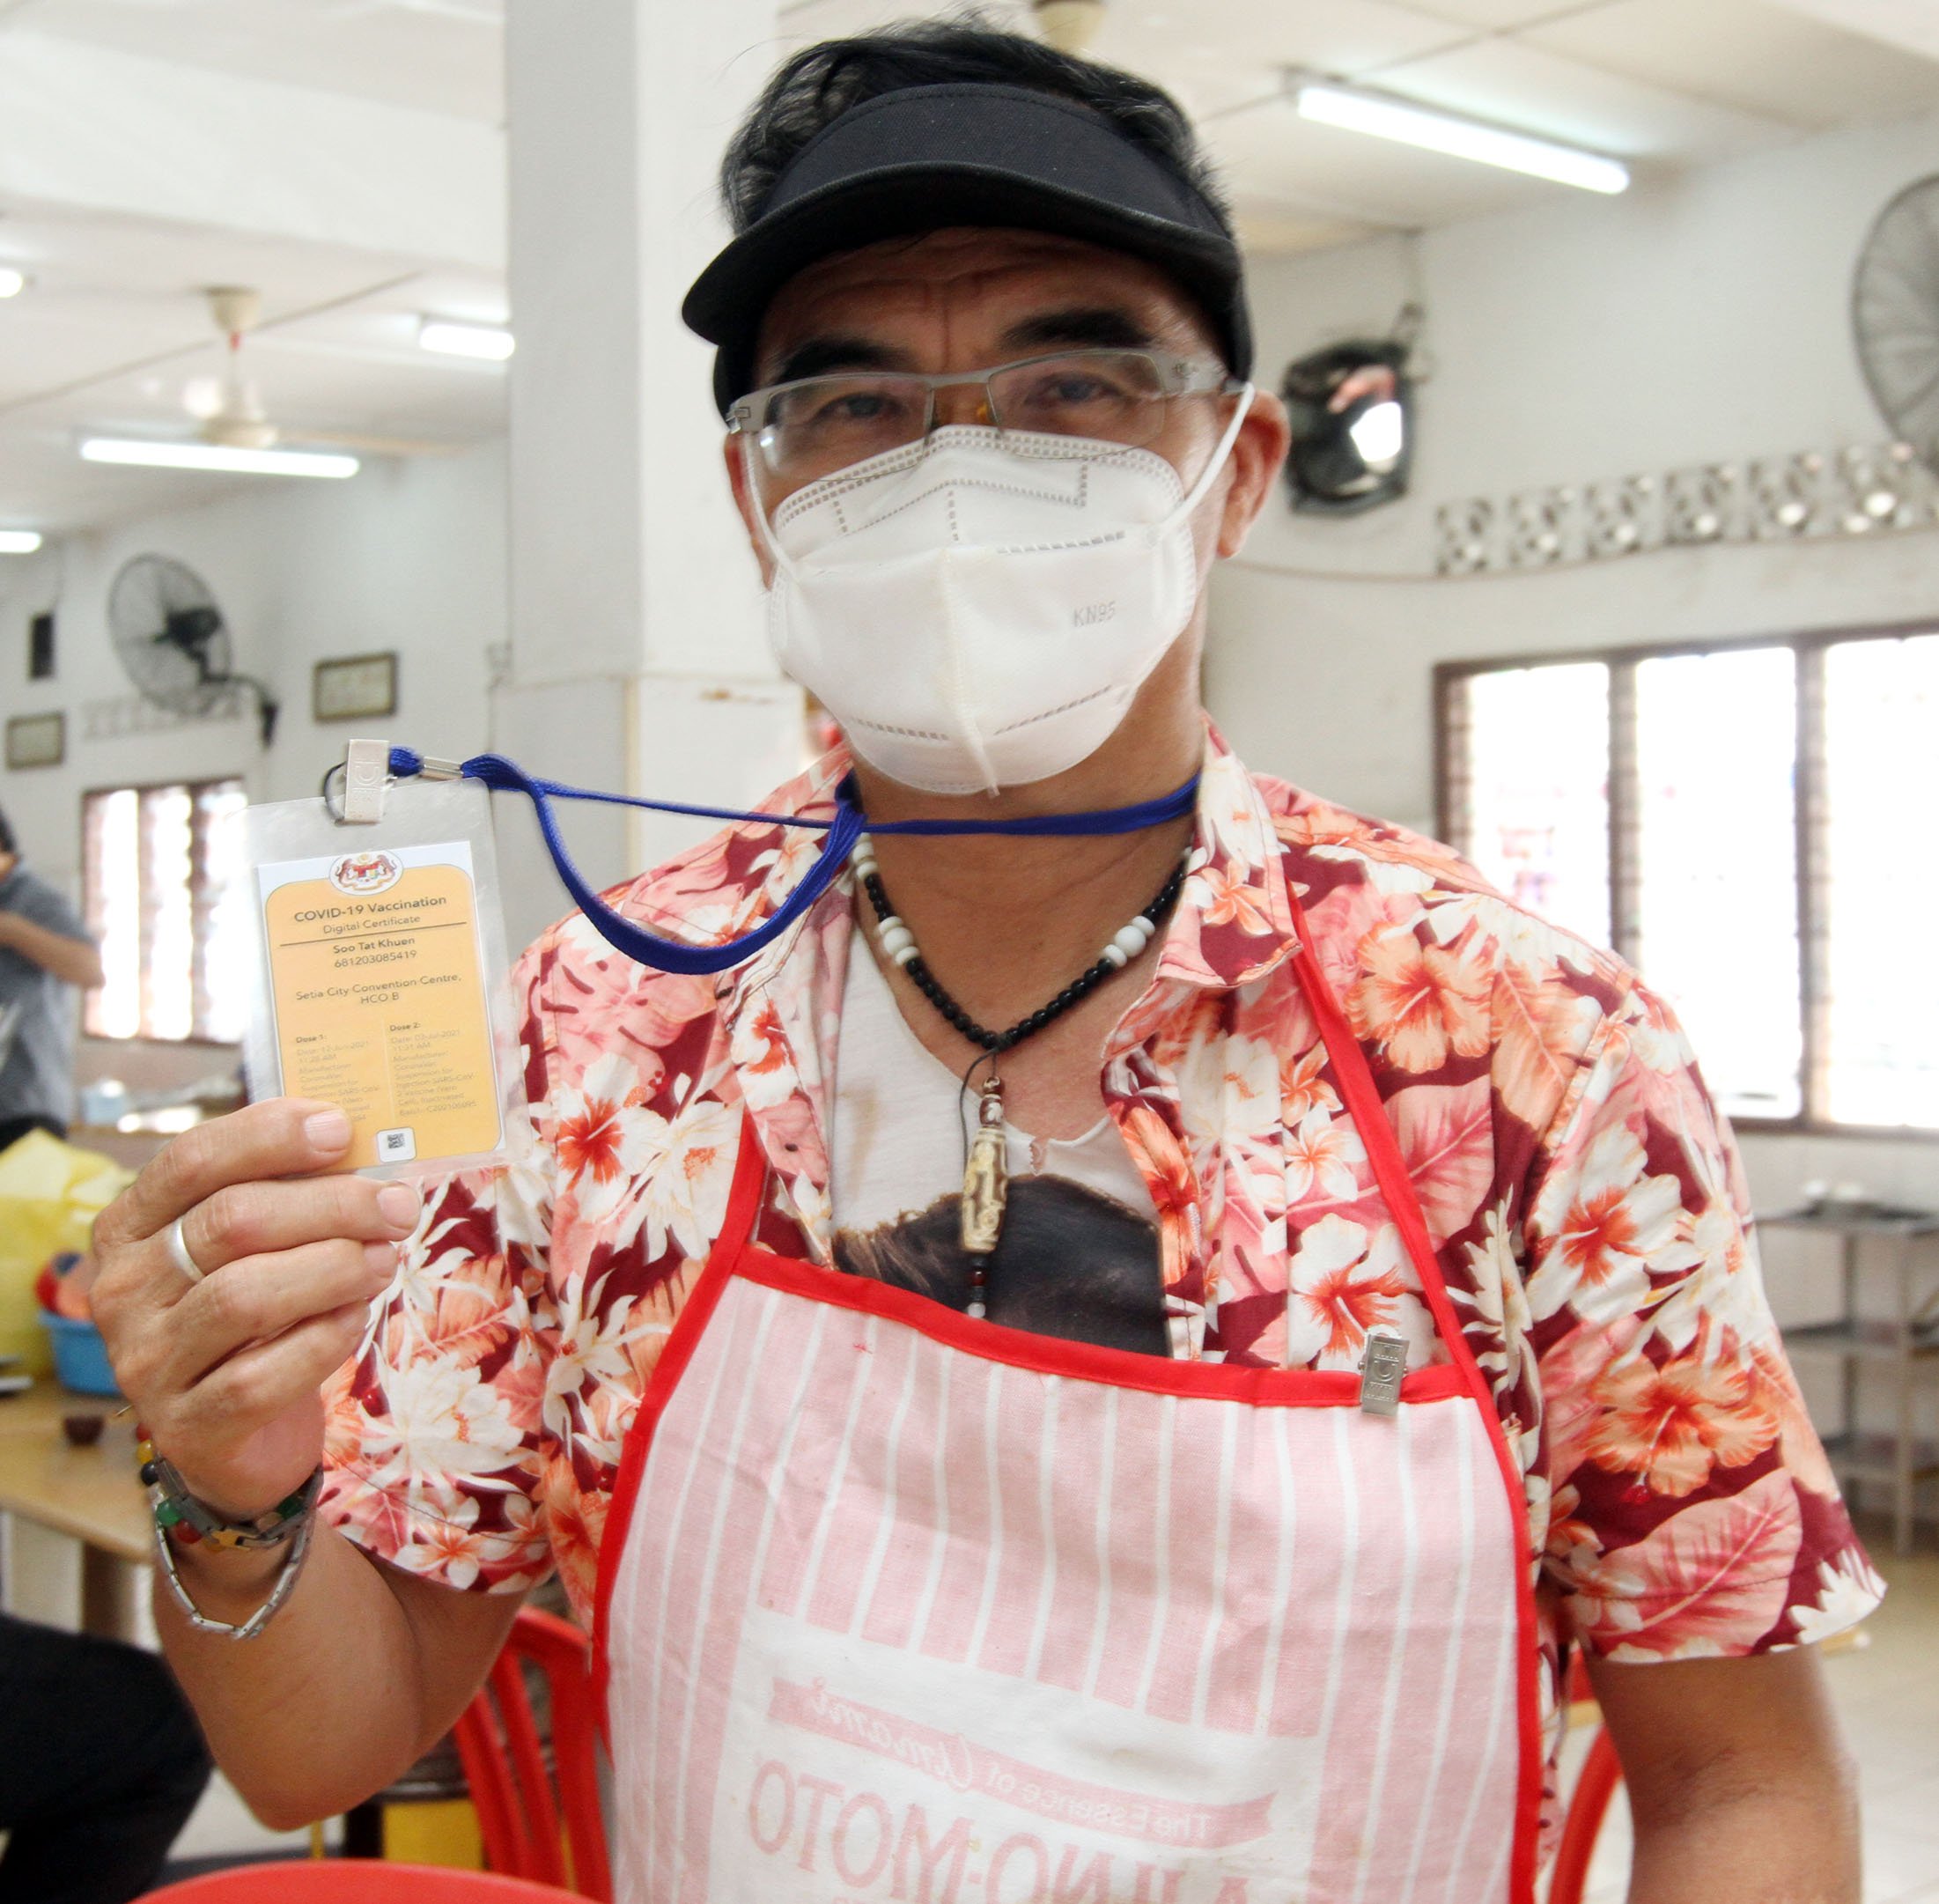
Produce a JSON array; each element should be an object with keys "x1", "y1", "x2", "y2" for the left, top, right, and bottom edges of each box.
[
  {"x1": 5, "y1": 711, "x2": 64, "y2": 769},
  {"x1": 313, "y1": 652, "x2": 398, "y2": 723}
]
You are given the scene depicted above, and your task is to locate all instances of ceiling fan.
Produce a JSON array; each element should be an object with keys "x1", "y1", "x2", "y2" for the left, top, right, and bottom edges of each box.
[{"x1": 173, "y1": 284, "x2": 461, "y2": 460}]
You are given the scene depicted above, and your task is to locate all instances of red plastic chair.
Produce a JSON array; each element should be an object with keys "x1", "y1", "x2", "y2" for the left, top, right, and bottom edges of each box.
[
  {"x1": 145, "y1": 1864, "x2": 581, "y2": 1900},
  {"x1": 1548, "y1": 1653, "x2": 1625, "y2": 1904},
  {"x1": 451, "y1": 1608, "x2": 612, "y2": 1901}
]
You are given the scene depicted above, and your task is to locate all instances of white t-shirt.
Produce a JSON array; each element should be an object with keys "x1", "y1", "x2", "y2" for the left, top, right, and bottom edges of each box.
[{"x1": 830, "y1": 945, "x2": 1170, "y2": 1356}]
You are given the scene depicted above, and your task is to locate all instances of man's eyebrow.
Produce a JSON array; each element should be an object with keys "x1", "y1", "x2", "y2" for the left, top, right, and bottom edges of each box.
[
  {"x1": 998, "y1": 306, "x2": 1161, "y2": 354},
  {"x1": 767, "y1": 336, "x2": 913, "y2": 384}
]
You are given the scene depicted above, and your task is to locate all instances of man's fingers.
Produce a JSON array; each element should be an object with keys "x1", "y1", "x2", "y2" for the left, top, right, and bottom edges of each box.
[
  {"x1": 139, "y1": 1239, "x2": 397, "y2": 1396},
  {"x1": 176, "y1": 1172, "x2": 421, "y2": 1281},
  {"x1": 173, "y1": 1304, "x2": 373, "y2": 1447},
  {"x1": 98, "y1": 1100, "x2": 356, "y2": 1247}
]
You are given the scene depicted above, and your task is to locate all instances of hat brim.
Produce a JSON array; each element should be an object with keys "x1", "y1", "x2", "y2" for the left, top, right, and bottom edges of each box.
[{"x1": 683, "y1": 85, "x2": 1250, "y2": 414}]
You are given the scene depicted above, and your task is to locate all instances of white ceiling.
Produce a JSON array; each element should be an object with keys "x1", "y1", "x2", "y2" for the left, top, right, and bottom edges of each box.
[
  {"x1": 3, "y1": 0, "x2": 1938, "y2": 534},
  {"x1": 3, "y1": 0, "x2": 506, "y2": 121}
]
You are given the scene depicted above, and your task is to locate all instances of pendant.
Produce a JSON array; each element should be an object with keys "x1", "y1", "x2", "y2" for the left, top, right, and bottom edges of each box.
[{"x1": 960, "y1": 1075, "x2": 1007, "y2": 1316}]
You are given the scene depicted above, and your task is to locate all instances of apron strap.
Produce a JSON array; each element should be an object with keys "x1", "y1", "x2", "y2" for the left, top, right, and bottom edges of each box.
[
  {"x1": 592, "y1": 1107, "x2": 769, "y2": 1730},
  {"x1": 720, "y1": 1110, "x2": 771, "y2": 1259},
  {"x1": 1282, "y1": 889, "x2": 1546, "y2": 1900},
  {"x1": 1281, "y1": 889, "x2": 1484, "y2": 1364}
]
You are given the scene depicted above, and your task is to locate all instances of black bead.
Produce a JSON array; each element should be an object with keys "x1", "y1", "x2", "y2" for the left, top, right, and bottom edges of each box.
[{"x1": 868, "y1": 854, "x2": 1187, "y2": 1065}]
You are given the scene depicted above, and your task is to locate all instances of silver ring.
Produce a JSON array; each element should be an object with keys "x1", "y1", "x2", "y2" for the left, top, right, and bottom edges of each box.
[{"x1": 164, "y1": 1217, "x2": 207, "y2": 1287}]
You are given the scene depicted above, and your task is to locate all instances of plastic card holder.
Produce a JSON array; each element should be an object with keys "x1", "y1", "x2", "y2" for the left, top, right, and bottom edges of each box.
[{"x1": 241, "y1": 773, "x2": 522, "y2": 1179}]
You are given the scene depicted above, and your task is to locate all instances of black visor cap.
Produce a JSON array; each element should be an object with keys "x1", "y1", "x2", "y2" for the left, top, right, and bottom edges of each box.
[{"x1": 683, "y1": 82, "x2": 1251, "y2": 416}]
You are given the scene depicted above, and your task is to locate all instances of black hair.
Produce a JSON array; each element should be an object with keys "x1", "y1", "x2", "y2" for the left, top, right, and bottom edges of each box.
[
  {"x1": 0, "y1": 808, "x2": 13, "y2": 858},
  {"x1": 720, "y1": 17, "x2": 1233, "y2": 238}
]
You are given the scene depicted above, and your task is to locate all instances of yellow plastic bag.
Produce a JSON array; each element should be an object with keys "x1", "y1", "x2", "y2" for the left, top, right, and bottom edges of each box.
[{"x1": 0, "y1": 1129, "x2": 132, "y2": 1377}]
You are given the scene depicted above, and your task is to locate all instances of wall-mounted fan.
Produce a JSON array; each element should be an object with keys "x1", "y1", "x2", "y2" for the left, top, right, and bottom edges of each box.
[
  {"x1": 1280, "y1": 306, "x2": 1420, "y2": 515},
  {"x1": 1854, "y1": 174, "x2": 1939, "y2": 475},
  {"x1": 107, "y1": 555, "x2": 278, "y2": 746}
]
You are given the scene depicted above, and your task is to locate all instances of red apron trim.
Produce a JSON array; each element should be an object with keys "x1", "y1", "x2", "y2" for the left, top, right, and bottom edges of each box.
[
  {"x1": 592, "y1": 1111, "x2": 770, "y2": 1725},
  {"x1": 738, "y1": 1244, "x2": 1471, "y2": 1405},
  {"x1": 594, "y1": 887, "x2": 1548, "y2": 1901},
  {"x1": 1285, "y1": 896, "x2": 1545, "y2": 1904}
]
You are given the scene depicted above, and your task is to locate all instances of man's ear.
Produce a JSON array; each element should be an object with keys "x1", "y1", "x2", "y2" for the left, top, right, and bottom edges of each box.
[
  {"x1": 724, "y1": 435, "x2": 778, "y2": 587},
  {"x1": 1215, "y1": 388, "x2": 1291, "y2": 560}
]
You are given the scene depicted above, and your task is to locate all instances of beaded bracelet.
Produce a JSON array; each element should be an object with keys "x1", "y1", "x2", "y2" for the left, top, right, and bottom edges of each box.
[
  {"x1": 139, "y1": 1441, "x2": 318, "y2": 1551},
  {"x1": 138, "y1": 1437, "x2": 323, "y2": 1640}
]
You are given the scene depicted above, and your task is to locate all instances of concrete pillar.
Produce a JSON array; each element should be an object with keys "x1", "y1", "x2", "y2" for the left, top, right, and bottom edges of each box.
[{"x1": 498, "y1": 0, "x2": 800, "y2": 954}]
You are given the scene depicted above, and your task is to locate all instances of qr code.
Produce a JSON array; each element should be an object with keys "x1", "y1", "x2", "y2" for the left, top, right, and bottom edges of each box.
[{"x1": 375, "y1": 1126, "x2": 417, "y2": 1162}]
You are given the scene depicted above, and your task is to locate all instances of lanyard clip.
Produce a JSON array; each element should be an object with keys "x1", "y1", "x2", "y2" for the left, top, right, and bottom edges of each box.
[
  {"x1": 1358, "y1": 1330, "x2": 1407, "y2": 1416},
  {"x1": 338, "y1": 737, "x2": 391, "y2": 823}
]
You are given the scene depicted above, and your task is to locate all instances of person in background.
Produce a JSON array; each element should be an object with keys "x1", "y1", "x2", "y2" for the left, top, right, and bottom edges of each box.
[
  {"x1": 0, "y1": 805, "x2": 105, "y2": 1154},
  {"x1": 0, "y1": 810, "x2": 212, "y2": 1897},
  {"x1": 0, "y1": 814, "x2": 211, "y2": 1897}
]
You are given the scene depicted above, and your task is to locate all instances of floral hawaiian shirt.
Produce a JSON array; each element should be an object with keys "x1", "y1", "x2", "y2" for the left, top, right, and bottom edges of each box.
[{"x1": 322, "y1": 722, "x2": 1884, "y2": 1836}]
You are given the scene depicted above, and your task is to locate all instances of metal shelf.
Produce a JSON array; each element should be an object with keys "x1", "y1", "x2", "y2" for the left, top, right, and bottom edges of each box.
[
  {"x1": 1822, "y1": 1431, "x2": 1939, "y2": 1488},
  {"x1": 1787, "y1": 1319, "x2": 1939, "y2": 1362},
  {"x1": 1762, "y1": 1206, "x2": 1939, "y2": 1238},
  {"x1": 1760, "y1": 1206, "x2": 1939, "y2": 1555}
]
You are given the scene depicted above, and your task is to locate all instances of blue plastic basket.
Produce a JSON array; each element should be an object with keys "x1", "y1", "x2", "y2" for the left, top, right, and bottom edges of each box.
[{"x1": 42, "y1": 1313, "x2": 122, "y2": 1398}]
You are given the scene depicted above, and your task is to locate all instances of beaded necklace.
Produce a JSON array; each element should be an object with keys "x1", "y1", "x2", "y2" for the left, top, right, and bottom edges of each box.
[{"x1": 854, "y1": 829, "x2": 1189, "y2": 1317}]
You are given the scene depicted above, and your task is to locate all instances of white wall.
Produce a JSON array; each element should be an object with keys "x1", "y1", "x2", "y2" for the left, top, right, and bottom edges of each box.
[
  {"x1": 0, "y1": 445, "x2": 507, "y2": 897},
  {"x1": 0, "y1": 446, "x2": 508, "y2": 1101},
  {"x1": 1210, "y1": 100, "x2": 1939, "y2": 830},
  {"x1": 1205, "y1": 105, "x2": 1939, "y2": 1439}
]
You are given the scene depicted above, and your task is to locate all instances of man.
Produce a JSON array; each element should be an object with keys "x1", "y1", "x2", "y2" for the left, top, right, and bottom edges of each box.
[
  {"x1": 0, "y1": 805, "x2": 105, "y2": 1152},
  {"x1": 92, "y1": 25, "x2": 1879, "y2": 1902}
]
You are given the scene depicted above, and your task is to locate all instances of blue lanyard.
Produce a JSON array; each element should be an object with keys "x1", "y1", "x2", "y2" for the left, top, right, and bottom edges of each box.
[{"x1": 387, "y1": 747, "x2": 1198, "y2": 977}]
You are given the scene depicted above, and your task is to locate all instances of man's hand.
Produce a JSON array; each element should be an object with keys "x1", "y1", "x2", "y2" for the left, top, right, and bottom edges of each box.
[
  {"x1": 1587, "y1": 1647, "x2": 1861, "y2": 1903},
  {"x1": 91, "y1": 1098, "x2": 523, "y2": 1830},
  {"x1": 91, "y1": 1098, "x2": 420, "y2": 1523},
  {"x1": 0, "y1": 906, "x2": 105, "y2": 989}
]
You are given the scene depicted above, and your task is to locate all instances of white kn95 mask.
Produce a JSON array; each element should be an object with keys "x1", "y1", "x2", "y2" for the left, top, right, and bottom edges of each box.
[{"x1": 750, "y1": 392, "x2": 1254, "y2": 794}]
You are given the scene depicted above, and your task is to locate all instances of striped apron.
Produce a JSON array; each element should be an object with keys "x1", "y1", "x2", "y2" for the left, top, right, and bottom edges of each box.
[{"x1": 593, "y1": 918, "x2": 1544, "y2": 1904}]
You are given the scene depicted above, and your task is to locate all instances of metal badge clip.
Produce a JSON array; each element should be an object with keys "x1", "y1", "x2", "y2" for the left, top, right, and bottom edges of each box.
[
  {"x1": 1358, "y1": 1330, "x2": 1408, "y2": 1416},
  {"x1": 338, "y1": 737, "x2": 391, "y2": 824}
]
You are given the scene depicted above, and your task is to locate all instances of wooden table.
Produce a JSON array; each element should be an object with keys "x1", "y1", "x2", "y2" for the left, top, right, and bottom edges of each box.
[{"x1": 0, "y1": 1384, "x2": 150, "y2": 1633}]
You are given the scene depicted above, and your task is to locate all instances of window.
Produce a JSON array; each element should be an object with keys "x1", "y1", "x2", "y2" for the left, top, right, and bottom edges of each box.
[
  {"x1": 1438, "y1": 626, "x2": 1939, "y2": 1133},
  {"x1": 82, "y1": 779, "x2": 250, "y2": 1043}
]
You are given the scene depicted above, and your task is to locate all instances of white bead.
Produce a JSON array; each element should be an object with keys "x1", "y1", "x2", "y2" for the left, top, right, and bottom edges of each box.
[
  {"x1": 1131, "y1": 915, "x2": 1155, "y2": 935},
  {"x1": 879, "y1": 925, "x2": 915, "y2": 956},
  {"x1": 875, "y1": 914, "x2": 903, "y2": 935},
  {"x1": 852, "y1": 856, "x2": 876, "y2": 879},
  {"x1": 892, "y1": 944, "x2": 920, "y2": 968},
  {"x1": 1100, "y1": 943, "x2": 1130, "y2": 970},
  {"x1": 854, "y1": 832, "x2": 874, "y2": 853},
  {"x1": 966, "y1": 1300, "x2": 987, "y2": 1320},
  {"x1": 1113, "y1": 924, "x2": 1149, "y2": 959}
]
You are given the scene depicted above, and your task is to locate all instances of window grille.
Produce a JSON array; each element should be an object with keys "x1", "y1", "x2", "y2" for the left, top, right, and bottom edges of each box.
[
  {"x1": 1436, "y1": 625, "x2": 1939, "y2": 1133},
  {"x1": 83, "y1": 779, "x2": 249, "y2": 1044}
]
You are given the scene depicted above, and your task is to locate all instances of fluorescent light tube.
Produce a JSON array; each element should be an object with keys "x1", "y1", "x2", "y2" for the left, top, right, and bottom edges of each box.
[
  {"x1": 80, "y1": 438, "x2": 359, "y2": 478},
  {"x1": 0, "y1": 268, "x2": 25, "y2": 299},
  {"x1": 1296, "y1": 84, "x2": 1629, "y2": 195},
  {"x1": 419, "y1": 318, "x2": 514, "y2": 361},
  {"x1": 0, "y1": 529, "x2": 43, "y2": 554}
]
